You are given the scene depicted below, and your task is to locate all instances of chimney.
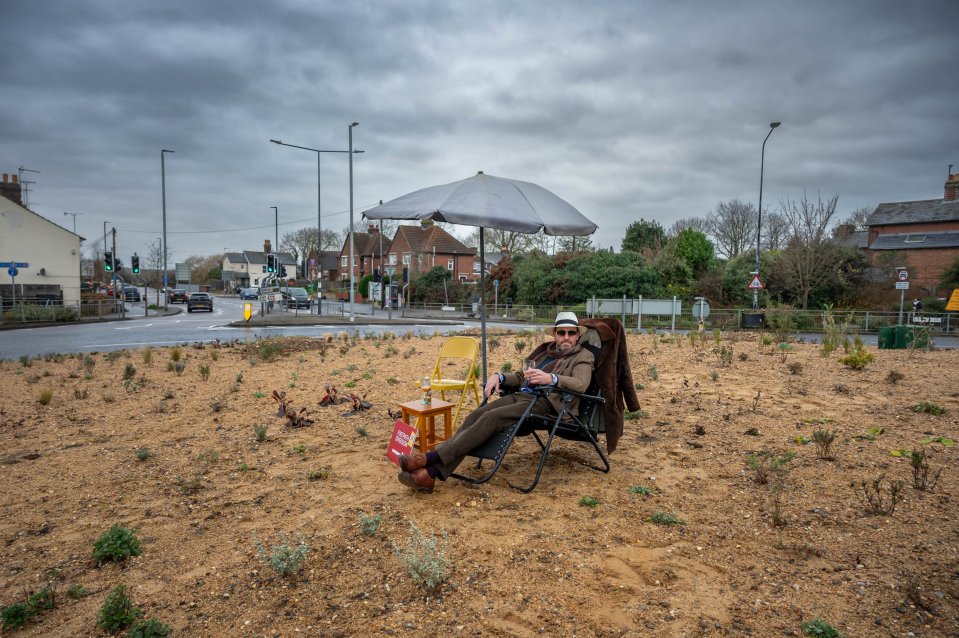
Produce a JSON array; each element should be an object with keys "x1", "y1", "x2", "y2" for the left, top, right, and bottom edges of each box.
[
  {"x1": 0, "y1": 172, "x2": 23, "y2": 206},
  {"x1": 368, "y1": 224, "x2": 379, "y2": 234},
  {"x1": 264, "y1": 239, "x2": 272, "y2": 254},
  {"x1": 945, "y1": 170, "x2": 959, "y2": 202}
]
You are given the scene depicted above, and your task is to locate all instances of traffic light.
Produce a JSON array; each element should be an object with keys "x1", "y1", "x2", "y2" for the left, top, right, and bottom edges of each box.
[
  {"x1": 131, "y1": 255, "x2": 140, "y2": 274},
  {"x1": 373, "y1": 268, "x2": 380, "y2": 282},
  {"x1": 280, "y1": 265, "x2": 287, "y2": 278},
  {"x1": 104, "y1": 251, "x2": 113, "y2": 272},
  {"x1": 114, "y1": 259, "x2": 123, "y2": 273},
  {"x1": 267, "y1": 254, "x2": 276, "y2": 273},
  {"x1": 402, "y1": 267, "x2": 409, "y2": 283}
]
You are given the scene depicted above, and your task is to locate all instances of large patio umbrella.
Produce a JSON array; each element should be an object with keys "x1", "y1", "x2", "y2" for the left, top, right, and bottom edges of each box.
[{"x1": 363, "y1": 171, "x2": 598, "y2": 380}]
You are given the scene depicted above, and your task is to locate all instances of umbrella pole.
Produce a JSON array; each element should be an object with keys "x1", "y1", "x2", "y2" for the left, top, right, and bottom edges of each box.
[{"x1": 480, "y1": 227, "x2": 487, "y2": 383}]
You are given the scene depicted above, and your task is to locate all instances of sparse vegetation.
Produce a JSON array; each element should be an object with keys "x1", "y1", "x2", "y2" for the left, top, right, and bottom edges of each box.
[
  {"x1": 910, "y1": 448, "x2": 942, "y2": 492},
  {"x1": 128, "y1": 617, "x2": 172, "y2": 638},
  {"x1": 838, "y1": 346, "x2": 874, "y2": 370},
  {"x1": 628, "y1": 485, "x2": 652, "y2": 496},
  {"x1": 199, "y1": 364, "x2": 210, "y2": 380},
  {"x1": 886, "y1": 370, "x2": 905, "y2": 384},
  {"x1": 812, "y1": 429, "x2": 836, "y2": 460},
  {"x1": 579, "y1": 496, "x2": 600, "y2": 507},
  {"x1": 92, "y1": 524, "x2": 142, "y2": 565},
  {"x1": 359, "y1": 512, "x2": 382, "y2": 536},
  {"x1": 253, "y1": 424, "x2": 268, "y2": 442},
  {"x1": 97, "y1": 585, "x2": 141, "y2": 633},
  {"x1": 851, "y1": 475, "x2": 903, "y2": 516},
  {"x1": 135, "y1": 448, "x2": 150, "y2": 461},
  {"x1": 255, "y1": 532, "x2": 309, "y2": 577},
  {"x1": 801, "y1": 617, "x2": 844, "y2": 637},
  {"x1": 647, "y1": 511, "x2": 685, "y2": 526},
  {"x1": 393, "y1": 522, "x2": 450, "y2": 592},
  {"x1": 912, "y1": 401, "x2": 945, "y2": 415},
  {"x1": 37, "y1": 388, "x2": 53, "y2": 405}
]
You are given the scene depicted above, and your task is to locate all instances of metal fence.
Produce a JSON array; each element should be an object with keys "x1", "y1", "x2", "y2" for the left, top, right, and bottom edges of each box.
[{"x1": 0, "y1": 297, "x2": 127, "y2": 325}]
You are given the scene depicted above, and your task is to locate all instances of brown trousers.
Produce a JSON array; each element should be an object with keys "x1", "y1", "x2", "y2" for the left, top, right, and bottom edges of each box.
[{"x1": 433, "y1": 393, "x2": 553, "y2": 479}]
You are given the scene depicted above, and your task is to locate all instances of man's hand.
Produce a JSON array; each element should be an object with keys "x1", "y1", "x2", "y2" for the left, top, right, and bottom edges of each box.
[
  {"x1": 524, "y1": 368, "x2": 554, "y2": 387},
  {"x1": 484, "y1": 374, "x2": 501, "y2": 398}
]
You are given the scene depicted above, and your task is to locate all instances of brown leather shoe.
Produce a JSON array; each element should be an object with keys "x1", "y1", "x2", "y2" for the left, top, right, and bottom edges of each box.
[
  {"x1": 398, "y1": 468, "x2": 435, "y2": 494},
  {"x1": 398, "y1": 451, "x2": 427, "y2": 473}
]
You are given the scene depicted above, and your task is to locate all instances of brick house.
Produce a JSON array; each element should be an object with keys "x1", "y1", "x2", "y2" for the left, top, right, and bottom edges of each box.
[
  {"x1": 386, "y1": 224, "x2": 479, "y2": 283},
  {"x1": 337, "y1": 226, "x2": 391, "y2": 284},
  {"x1": 864, "y1": 171, "x2": 959, "y2": 295}
]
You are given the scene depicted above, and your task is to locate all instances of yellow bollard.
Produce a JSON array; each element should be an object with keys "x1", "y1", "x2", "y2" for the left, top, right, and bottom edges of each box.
[{"x1": 243, "y1": 303, "x2": 253, "y2": 322}]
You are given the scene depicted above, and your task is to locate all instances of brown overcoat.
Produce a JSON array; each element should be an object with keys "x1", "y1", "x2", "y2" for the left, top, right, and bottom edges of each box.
[{"x1": 581, "y1": 318, "x2": 640, "y2": 452}]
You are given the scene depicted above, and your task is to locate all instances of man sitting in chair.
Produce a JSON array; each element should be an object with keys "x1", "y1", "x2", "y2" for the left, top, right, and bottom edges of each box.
[{"x1": 397, "y1": 311, "x2": 595, "y2": 493}]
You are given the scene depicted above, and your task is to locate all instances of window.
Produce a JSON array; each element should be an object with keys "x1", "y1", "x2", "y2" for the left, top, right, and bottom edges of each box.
[
  {"x1": 341, "y1": 256, "x2": 347, "y2": 267},
  {"x1": 458, "y1": 274, "x2": 467, "y2": 283},
  {"x1": 447, "y1": 259, "x2": 454, "y2": 270},
  {"x1": 904, "y1": 234, "x2": 927, "y2": 243},
  {"x1": 402, "y1": 253, "x2": 411, "y2": 265},
  {"x1": 261, "y1": 266, "x2": 266, "y2": 273},
  {"x1": 473, "y1": 261, "x2": 481, "y2": 273},
  {"x1": 389, "y1": 253, "x2": 397, "y2": 265}
]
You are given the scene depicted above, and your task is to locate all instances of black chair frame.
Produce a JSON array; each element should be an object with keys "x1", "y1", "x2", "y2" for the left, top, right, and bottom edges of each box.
[{"x1": 450, "y1": 383, "x2": 609, "y2": 493}]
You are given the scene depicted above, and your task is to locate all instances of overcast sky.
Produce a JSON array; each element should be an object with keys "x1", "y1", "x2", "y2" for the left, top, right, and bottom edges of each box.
[{"x1": 2, "y1": 0, "x2": 957, "y2": 263}]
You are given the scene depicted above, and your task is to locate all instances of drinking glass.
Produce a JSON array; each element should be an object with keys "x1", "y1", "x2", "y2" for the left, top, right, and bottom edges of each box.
[
  {"x1": 522, "y1": 359, "x2": 535, "y2": 389},
  {"x1": 420, "y1": 377, "x2": 432, "y2": 405}
]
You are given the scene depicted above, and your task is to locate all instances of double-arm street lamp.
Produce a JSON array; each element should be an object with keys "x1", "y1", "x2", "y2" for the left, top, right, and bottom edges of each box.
[
  {"x1": 270, "y1": 138, "x2": 364, "y2": 315},
  {"x1": 348, "y1": 122, "x2": 359, "y2": 322},
  {"x1": 753, "y1": 122, "x2": 781, "y2": 310},
  {"x1": 161, "y1": 149, "x2": 175, "y2": 309}
]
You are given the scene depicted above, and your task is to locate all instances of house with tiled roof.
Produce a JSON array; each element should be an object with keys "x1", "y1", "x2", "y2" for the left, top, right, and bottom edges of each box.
[
  {"x1": 864, "y1": 171, "x2": 959, "y2": 294},
  {"x1": 387, "y1": 224, "x2": 479, "y2": 283},
  {"x1": 337, "y1": 226, "x2": 391, "y2": 285},
  {"x1": 221, "y1": 240, "x2": 297, "y2": 292}
]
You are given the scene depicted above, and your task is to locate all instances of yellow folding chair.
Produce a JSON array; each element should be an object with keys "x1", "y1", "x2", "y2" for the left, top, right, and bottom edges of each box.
[{"x1": 428, "y1": 336, "x2": 481, "y2": 428}]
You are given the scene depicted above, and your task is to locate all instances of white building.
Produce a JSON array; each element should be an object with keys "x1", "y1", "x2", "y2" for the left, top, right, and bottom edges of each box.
[{"x1": 0, "y1": 173, "x2": 82, "y2": 306}]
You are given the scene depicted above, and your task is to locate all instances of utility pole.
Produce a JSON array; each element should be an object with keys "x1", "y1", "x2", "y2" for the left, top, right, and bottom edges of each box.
[{"x1": 112, "y1": 227, "x2": 123, "y2": 319}]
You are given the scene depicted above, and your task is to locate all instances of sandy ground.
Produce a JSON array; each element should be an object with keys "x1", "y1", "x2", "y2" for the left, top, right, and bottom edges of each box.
[{"x1": 0, "y1": 329, "x2": 957, "y2": 637}]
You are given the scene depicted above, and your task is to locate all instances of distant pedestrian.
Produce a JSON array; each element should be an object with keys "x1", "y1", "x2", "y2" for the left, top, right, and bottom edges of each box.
[{"x1": 913, "y1": 298, "x2": 923, "y2": 315}]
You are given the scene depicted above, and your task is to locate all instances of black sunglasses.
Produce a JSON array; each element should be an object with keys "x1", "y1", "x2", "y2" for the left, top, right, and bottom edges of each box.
[{"x1": 554, "y1": 329, "x2": 578, "y2": 336}]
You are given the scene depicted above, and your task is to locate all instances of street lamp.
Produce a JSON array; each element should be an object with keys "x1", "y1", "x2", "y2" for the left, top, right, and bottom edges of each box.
[
  {"x1": 270, "y1": 206, "x2": 278, "y2": 258},
  {"x1": 269, "y1": 138, "x2": 364, "y2": 315},
  {"x1": 161, "y1": 149, "x2": 174, "y2": 308},
  {"x1": 753, "y1": 121, "x2": 781, "y2": 310},
  {"x1": 348, "y1": 122, "x2": 359, "y2": 322},
  {"x1": 103, "y1": 220, "x2": 109, "y2": 288},
  {"x1": 65, "y1": 211, "x2": 82, "y2": 281}
]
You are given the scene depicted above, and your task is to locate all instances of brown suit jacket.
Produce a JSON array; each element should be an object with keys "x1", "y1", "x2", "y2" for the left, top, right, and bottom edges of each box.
[{"x1": 501, "y1": 343, "x2": 595, "y2": 415}]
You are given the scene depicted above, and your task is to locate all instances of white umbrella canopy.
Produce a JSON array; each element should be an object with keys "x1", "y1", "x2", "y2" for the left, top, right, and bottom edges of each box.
[
  {"x1": 363, "y1": 171, "x2": 598, "y2": 382},
  {"x1": 363, "y1": 171, "x2": 597, "y2": 236}
]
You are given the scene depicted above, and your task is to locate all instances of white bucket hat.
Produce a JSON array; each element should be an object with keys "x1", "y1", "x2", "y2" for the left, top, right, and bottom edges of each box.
[{"x1": 545, "y1": 311, "x2": 587, "y2": 336}]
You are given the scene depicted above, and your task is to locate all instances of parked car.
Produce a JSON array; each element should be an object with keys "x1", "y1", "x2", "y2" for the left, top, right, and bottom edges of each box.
[
  {"x1": 122, "y1": 286, "x2": 141, "y2": 302},
  {"x1": 281, "y1": 287, "x2": 311, "y2": 309},
  {"x1": 167, "y1": 289, "x2": 188, "y2": 303},
  {"x1": 187, "y1": 292, "x2": 213, "y2": 313},
  {"x1": 239, "y1": 287, "x2": 259, "y2": 300}
]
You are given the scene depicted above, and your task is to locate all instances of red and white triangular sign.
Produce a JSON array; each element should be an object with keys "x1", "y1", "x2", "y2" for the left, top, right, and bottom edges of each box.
[{"x1": 747, "y1": 275, "x2": 766, "y2": 290}]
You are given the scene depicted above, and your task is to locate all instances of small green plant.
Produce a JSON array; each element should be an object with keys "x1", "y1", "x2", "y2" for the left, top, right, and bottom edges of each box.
[
  {"x1": 237, "y1": 462, "x2": 250, "y2": 471},
  {"x1": 579, "y1": 496, "x2": 600, "y2": 508},
  {"x1": 176, "y1": 475, "x2": 202, "y2": 495},
  {"x1": 288, "y1": 371, "x2": 298, "y2": 388},
  {"x1": 647, "y1": 511, "x2": 685, "y2": 526},
  {"x1": 128, "y1": 617, "x2": 172, "y2": 638},
  {"x1": 710, "y1": 369, "x2": 720, "y2": 382},
  {"x1": 97, "y1": 585, "x2": 141, "y2": 633},
  {"x1": 787, "y1": 361, "x2": 803, "y2": 375},
  {"x1": 624, "y1": 409, "x2": 648, "y2": 420},
  {"x1": 26, "y1": 587, "x2": 55, "y2": 611},
  {"x1": 748, "y1": 451, "x2": 794, "y2": 485},
  {"x1": 387, "y1": 376, "x2": 399, "y2": 385},
  {"x1": 712, "y1": 345, "x2": 733, "y2": 367},
  {"x1": 628, "y1": 485, "x2": 652, "y2": 496},
  {"x1": 19, "y1": 355, "x2": 33, "y2": 367},
  {"x1": 235, "y1": 371, "x2": 244, "y2": 383},
  {"x1": 801, "y1": 617, "x2": 844, "y2": 637},
  {"x1": 37, "y1": 388, "x2": 53, "y2": 405},
  {"x1": 838, "y1": 347, "x2": 874, "y2": 370},
  {"x1": 253, "y1": 424, "x2": 268, "y2": 442},
  {"x1": 355, "y1": 425, "x2": 368, "y2": 437},
  {"x1": 135, "y1": 448, "x2": 150, "y2": 461},
  {"x1": 359, "y1": 512, "x2": 382, "y2": 536},
  {"x1": 141, "y1": 346, "x2": 152, "y2": 364},
  {"x1": 853, "y1": 427, "x2": 884, "y2": 441},
  {"x1": 82, "y1": 354, "x2": 96, "y2": 373},
  {"x1": 92, "y1": 524, "x2": 142, "y2": 565},
  {"x1": 292, "y1": 443, "x2": 307, "y2": 454},
  {"x1": 761, "y1": 334, "x2": 773, "y2": 346},
  {"x1": 253, "y1": 390, "x2": 265, "y2": 399},
  {"x1": 66, "y1": 584, "x2": 87, "y2": 599},
  {"x1": 918, "y1": 435, "x2": 954, "y2": 446},
  {"x1": 393, "y1": 522, "x2": 450, "y2": 592},
  {"x1": 812, "y1": 429, "x2": 836, "y2": 460},
  {"x1": 307, "y1": 469, "x2": 329, "y2": 480},
  {"x1": 255, "y1": 532, "x2": 310, "y2": 577},
  {"x1": 910, "y1": 448, "x2": 942, "y2": 492},
  {"x1": 105, "y1": 351, "x2": 123, "y2": 363},
  {"x1": 344, "y1": 380, "x2": 356, "y2": 388},
  {"x1": 199, "y1": 364, "x2": 210, "y2": 381},
  {"x1": 776, "y1": 342, "x2": 793, "y2": 363},
  {"x1": 209, "y1": 350, "x2": 219, "y2": 362},
  {"x1": 1, "y1": 603, "x2": 33, "y2": 631},
  {"x1": 173, "y1": 361, "x2": 186, "y2": 376},
  {"x1": 912, "y1": 401, "x2": 945, "y2": 415},
  {"x1": 851, "y1": 474, "x2": 903, "y2": 516},
  {"x1": 169, "y1": 348, "x2": 181, "y2": 362},
  {"x1": 500, "y1": 361, "x2": 513, "y2": 373},
  {"x1": 649, "y1": 364, "x2": 659, "y2": 381},
  {"x1": 122, "y1": 363, "x2": 137, "y2": 380}
]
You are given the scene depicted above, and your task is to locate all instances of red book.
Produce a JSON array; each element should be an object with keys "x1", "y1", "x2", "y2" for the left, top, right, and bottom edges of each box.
[{"x1": 386, "y1": 419, "x2": 417, "y2": 467}]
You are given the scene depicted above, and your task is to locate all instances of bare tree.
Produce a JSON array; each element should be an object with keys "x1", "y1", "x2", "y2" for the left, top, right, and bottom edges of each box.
[
  {"x1": 763, "y1": 212, "x2": 789, "y2": 251},
  {"x1": 463, "y1": 227, "x2": 534, "y2": 257},
  {"x1": 556, "y1": 234, "x2": 595, "y2": 253},
  {"x1": 280, "y1": 227, "x2": 317, "y2": 263},
  {"x1": 143, "y1": 239, "x2": 170, "y2": 304},
  {"x1": 668, "y1": 216, "x2": 710, "y2": 238},
  {"x1": 778, "y1": 193, "x2": 845, "y2": 309},
  {"x1": 708, "y1": 199, "x2": 758, "y2": 259}
]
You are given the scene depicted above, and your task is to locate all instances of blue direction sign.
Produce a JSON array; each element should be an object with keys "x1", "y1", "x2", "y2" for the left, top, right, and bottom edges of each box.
[
  {"x1": 14, "y1": 262, "x2": 28, "y2": 268},
  {"x1": 0, "y1": 262, "x2": 10, "y2": 268},
  {"x1": 8, "y1": 267, "x2": 18, "y2": 277}
]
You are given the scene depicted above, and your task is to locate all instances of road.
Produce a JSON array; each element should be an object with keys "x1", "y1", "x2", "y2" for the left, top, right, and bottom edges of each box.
[{"x1": 0, "y1": 296, "x2": 481, "y2": 359}]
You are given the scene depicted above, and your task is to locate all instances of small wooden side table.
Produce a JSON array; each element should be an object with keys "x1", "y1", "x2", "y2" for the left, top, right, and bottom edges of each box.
[{"x1": 399, "y1": 398, "x2": 454, "y2": 452}]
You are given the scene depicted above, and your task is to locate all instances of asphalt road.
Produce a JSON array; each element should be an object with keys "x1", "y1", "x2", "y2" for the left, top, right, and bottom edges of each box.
[{"x1": 0, "y1": 296, "x2": 480, "y2": 359}]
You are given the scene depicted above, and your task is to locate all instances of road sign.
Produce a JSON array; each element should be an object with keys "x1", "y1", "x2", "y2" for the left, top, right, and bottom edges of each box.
[
  {"x1": 1, "y1": 262, "x2": 28, "y2": 268},
  {"x1": 895, "y1": 281, "x2": 910, "y2": 290},
  {"x1": 493, "y1": 279, "x2": 499, "y2": 287},
  {"x1": 692, "y1": 297, "x2": 710, "y2": 318},
  {"x1": 947, "y1": 289, "x2": 959, "y2": 312},
  {"x1": 897, "y1": 270, "x2": 908, "y2": 281},
  {"x1": 747, "y1": 275, "x2": 765, "y2": 290},
  {"x1": 7, "y1": 267, "x2": 18, "y2": 277}
]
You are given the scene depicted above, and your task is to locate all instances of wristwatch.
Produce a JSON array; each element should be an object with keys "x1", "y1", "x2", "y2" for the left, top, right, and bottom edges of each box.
[{"x1": 551, "y1": 373, "x2": 558, "y2": 386}]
